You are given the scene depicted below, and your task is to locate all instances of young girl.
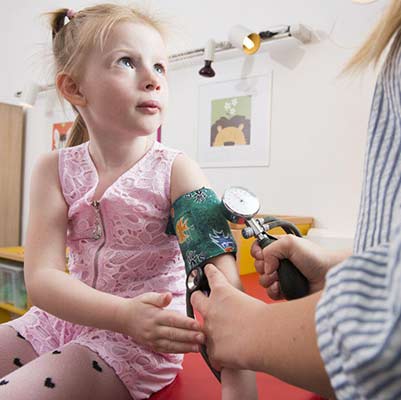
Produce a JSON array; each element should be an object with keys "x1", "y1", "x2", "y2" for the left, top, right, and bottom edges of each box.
[
  {"x1": 192, "y1": 0, "x2": 401, "y2": 399},
  {"x1": 0, "y1": 4, "x2": 256, "y2": 399}
]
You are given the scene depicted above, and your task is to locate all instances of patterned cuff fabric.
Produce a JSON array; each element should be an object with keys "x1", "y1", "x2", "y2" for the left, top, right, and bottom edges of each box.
[{"x1": 166, "y1": 187, "x2": 237, "y2": 274}]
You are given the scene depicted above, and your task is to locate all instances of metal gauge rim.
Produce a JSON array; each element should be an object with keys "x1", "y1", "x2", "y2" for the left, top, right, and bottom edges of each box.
[
  {"x1": 222, "y1": 186, "x2": 260, "y2": 219},
  {"x1": 186, "y1": 268, "x2": 200, "y2": 291}
]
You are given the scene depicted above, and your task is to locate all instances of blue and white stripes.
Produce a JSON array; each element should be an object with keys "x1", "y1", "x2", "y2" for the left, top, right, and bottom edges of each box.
[{"x1": 316, "y1": 40, "x2": 401, "y2": 399}]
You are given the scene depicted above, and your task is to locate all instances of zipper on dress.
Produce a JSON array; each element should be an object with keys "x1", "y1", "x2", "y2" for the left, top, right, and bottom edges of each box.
[
  {"x1": 92, "y1": 200, "x2": 103, "y2": 240},
  {"x1": 91, "y1": 200, "x2": 106, "y2": 288}
]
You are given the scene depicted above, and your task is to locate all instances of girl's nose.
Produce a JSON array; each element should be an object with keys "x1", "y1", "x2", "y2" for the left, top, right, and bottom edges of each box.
[
  {"x1": 143, "y1": 70, "x2": 161, "y2": 92},
  {"x1": 145, "y1": 81, "x2": 160, "y2": 91}
]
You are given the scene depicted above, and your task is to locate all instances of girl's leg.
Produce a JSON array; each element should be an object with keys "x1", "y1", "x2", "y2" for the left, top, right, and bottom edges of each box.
[
  {"x1": 0, "y1": 325, "x2": 38, "y2": 378},
  {"x1": 0, "y1": 342, "x2": 132, "y2": 400}
]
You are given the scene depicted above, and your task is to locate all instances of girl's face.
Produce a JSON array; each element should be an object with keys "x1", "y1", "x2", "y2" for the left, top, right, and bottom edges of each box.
[{"x1": 78, "y1": 21, "x2": 169, "y2": 138}]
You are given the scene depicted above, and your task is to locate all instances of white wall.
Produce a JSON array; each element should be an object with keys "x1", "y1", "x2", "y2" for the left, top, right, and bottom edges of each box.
[{"x1": 0, "y1": 0, "x2": 389, "y2": 244}]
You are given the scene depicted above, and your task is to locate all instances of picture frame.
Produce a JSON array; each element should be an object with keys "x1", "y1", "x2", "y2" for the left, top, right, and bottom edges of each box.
[
  {"x1": 197, "y1": 73, "x2": 272, "y2": 168},
  {"x1": 52, "y1": 121, "x2": 73, "y2": 150}
]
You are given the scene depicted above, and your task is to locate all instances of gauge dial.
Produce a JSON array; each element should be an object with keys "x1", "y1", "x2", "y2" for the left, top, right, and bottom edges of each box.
[{"x1": 222, "y1": 186, "x2": 260, "y2": 222}]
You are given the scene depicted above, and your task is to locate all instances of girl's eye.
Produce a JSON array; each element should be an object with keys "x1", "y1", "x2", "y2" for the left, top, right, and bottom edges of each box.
[
  {"x1": 118, "y1": 57, "x2": 134, "y2": 69},
  {"x1": 154, "y1": 63, "x2": 166, "y2": 74}
]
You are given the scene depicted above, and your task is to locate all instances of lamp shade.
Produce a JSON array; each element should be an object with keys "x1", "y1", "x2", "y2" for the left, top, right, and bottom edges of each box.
[
  {"x1": 228, "y1": 25, "x2": 261, "y2": 55},
  {"x1": 18, "y1": 82, "x2": 42, "y2": 107},
  {"x1": 204, "y1": 39, "x2": 216, "y2": 61}
]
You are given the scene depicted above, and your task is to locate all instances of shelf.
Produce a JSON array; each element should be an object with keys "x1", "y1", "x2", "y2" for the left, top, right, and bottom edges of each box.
[
  {"x1": 0, "y1": 302, "x2": 27, "y2": 316},
  {"x1": 0, "y1": 247, "x2": 24, "y2": 263}
]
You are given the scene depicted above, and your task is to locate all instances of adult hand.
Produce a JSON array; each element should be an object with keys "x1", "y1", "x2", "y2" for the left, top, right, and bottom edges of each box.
[
  {"x1": 191, "y1": 264, "x2": 266, "y2": 371},
  {"x1": 251, "y1": 235, "x2": 338, "y2": 300},
  {"x1": 118, "y1": 292, "x2": 205, "y2": 353}
]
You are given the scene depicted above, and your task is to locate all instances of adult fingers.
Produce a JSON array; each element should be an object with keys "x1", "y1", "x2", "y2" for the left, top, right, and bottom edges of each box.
[
  {"x1": 262, "y1": 235, "x2": 295, "y2": 263},
  {"x1": 250, "y1": 240, "x2": 263, "y2": 260},
  {"x1": 267, "y1": 281, "x2": 282, "y2": 300},
  {"x1": 258, "y1": 271, "x2": 278, "y2": 288},
  {"x1": 254, "y1": 259, "x2": 265, "y2": 275},
  {"x1": 261, "y1": 237, "x2": 296, "y2": 274},
  {"x1": 259, "y1": 271, "x2": 283, "y2": 299}
]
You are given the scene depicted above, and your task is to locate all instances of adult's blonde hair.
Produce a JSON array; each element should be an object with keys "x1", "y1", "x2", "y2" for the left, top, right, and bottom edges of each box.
[
  {"x1": 47, "y1": 3, "x2": 167, "y2": 147},
  {"x1": 344, "y1": 0, "x2": 401, "y2": 72}
]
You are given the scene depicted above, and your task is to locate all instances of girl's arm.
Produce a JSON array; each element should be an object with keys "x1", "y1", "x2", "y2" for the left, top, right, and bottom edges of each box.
[
  {"x1": 24, "y1": 152, "x2": 123, "y2": 330},
  {"x1": 171, "y1": 153, "x2": 257, "y2": 399},
  {"x1": 24, "y1": 152, "x2": 203, "y2": 353}
]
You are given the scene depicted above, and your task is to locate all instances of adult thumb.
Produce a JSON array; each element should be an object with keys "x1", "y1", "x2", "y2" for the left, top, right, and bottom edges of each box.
[{"x1": 203, "y1": 263, "x2": 228, "y2": 288}]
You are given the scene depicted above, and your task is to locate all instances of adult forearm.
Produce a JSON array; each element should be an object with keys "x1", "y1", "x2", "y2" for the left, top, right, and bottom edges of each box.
[
  {"x1": 27, "y1": 268, "x2": 125, "y2": 333},
  {"x1": 328, "y1": 248, "x2": 352, "y2": 269},
  {"x1": 247, "y1": 291, "x2": 334, "y2": 398}
]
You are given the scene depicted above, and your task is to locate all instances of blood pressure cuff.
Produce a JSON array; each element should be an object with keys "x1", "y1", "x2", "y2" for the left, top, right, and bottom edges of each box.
[{"x1": 166, "y1": 187, "x2": 237, "y2": 274}]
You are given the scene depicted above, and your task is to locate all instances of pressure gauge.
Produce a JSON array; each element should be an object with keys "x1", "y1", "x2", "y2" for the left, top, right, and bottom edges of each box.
[{"x1": 221, "y1": 186, "x2": 260, "y2": 224}]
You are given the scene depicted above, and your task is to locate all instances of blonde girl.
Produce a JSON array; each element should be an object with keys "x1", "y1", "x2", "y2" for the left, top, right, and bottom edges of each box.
[{"x1": 0, "y1": 4, "x2": 256, "y2": 399}]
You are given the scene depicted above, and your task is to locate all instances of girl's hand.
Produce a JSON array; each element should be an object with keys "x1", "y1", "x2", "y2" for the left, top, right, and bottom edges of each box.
[
  {"x1": 118, "y1": 292, "x2": 205, "y2": 353},
  {"x1": 251, "y1": 235, "x2": 339, "y2": 300}
]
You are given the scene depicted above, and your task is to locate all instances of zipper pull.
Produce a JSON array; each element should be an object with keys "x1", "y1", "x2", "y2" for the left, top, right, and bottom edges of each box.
[{"x1": 91, "y1": 200, "x2": 103, "y2": 240}]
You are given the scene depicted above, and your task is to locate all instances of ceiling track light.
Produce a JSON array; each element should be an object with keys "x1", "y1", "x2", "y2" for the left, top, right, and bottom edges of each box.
[
  {"x1": 168, "y1": 24, "x2": 312, "y2": 66},
  {"x1": 15, "y1": 82, "x2": 49, "y2": 107},
  {"x1": 198, "y1": 39, "x2": 216, "y2": 77},
  {"x1": 229, "y1": 25, "x2": 261, "y2": 55}
]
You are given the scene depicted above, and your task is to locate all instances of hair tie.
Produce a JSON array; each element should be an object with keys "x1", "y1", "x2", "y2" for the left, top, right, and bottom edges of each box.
[{"x1": 66, "y1": 9, "x2": 76, "y2": 20}]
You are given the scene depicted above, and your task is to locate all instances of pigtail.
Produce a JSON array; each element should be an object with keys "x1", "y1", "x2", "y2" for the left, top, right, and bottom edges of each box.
[
  {"x1": 47, "y1": 8, "x2": 70, "y2": 39},
  {"x1": 67, "y1": 113, "x2": 89, "y2": 147}
]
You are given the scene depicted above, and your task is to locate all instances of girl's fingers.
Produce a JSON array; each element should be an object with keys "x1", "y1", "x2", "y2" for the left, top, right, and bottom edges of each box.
[
  {"x1": 158, "y1": 310, "x2": 202, "y2": 331},
  {"x1": 153, "y1": 339, "x2": 201, "y2": 354},
  {"x1": 156, "y1": 326, "x2": 205, "y2": 345}
]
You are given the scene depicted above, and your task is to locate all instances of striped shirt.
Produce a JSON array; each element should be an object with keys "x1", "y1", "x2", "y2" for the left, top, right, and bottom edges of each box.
[{"x1": 316, "y1": 37, "x2": 401, "y2": 399}]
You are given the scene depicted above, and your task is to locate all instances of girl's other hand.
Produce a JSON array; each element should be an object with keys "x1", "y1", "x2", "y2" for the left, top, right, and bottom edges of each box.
[{"x1": 117, "y1": 292, "x2": 205, "y2": 353}]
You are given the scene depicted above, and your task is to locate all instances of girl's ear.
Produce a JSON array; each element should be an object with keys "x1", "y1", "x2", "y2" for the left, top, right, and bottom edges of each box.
[{"x1": 56, "y1": 73, "x2": 87, "y2": 107}]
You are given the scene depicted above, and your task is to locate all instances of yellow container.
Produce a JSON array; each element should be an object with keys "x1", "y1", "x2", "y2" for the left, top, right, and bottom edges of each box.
[{"x1": 230, "y1": 215, "x2": 313, "y2": 275}]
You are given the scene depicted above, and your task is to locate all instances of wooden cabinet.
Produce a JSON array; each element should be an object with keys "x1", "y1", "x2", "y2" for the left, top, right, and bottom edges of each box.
[
  {"x1": 0, "y1": 103, "x2": 25, "y2": 247},
  {"x1": 0, "y1": 247, "x2": 27, "y2": 322}
]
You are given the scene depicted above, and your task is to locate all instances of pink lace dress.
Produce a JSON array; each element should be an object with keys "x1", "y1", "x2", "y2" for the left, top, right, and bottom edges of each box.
[{"x1": 6, "y1": 140, "x2": 187, "y2": 399}]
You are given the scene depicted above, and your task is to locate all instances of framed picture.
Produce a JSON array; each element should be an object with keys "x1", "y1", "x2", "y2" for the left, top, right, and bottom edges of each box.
[
  {"x1": 52, "y1": 121, "x2": 73, "y2": 150},
  {"x1": 197, "y1": 73, "x2": 272, "y2": 168}
]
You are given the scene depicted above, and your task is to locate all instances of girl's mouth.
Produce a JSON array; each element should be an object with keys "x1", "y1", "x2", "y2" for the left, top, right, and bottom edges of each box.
[{"x1": 136, "y1": 100, "x2": 161, "y2": 115}]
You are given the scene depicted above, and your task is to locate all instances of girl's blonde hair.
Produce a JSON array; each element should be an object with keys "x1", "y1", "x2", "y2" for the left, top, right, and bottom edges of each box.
[
  {"x1": 47, "y1": 3, "x2": 167, "y2": 147},
  {"x1": 344, "y1": 0, "x2": 401, "y2": 73}
]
